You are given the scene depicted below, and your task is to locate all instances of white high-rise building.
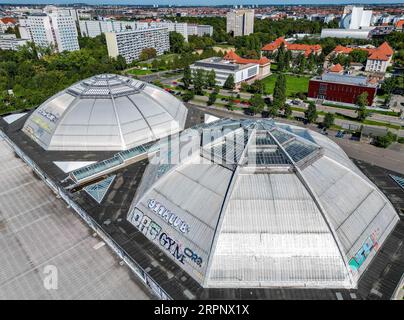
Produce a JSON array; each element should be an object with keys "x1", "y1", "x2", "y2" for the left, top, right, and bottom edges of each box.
[
  {"x1": 188, "y1": 24, "x2": 213, "y2": 37},
  {"x1": 18, "y1": 18, "x2": 32, "y2": 41},
  {"x1": 27, "y1": 14, "x2": 55, "y2": 49},
  {"x1": 226, "y1": 9, "x2": 254, "y2": 36},
  {"x1": 79, "y1": 20, "x2": 138, "y2": 38},
  {"x1": 50, "y1": 13, "x2": 80, "y2": 52},
  {"x1": 79, "y1": 20, "x2": 190, "y2": 41},
  {"x1": 340, "y1": 6, "x2": 372, "y2": 29},
  {"x1": 105, "y1": 27, "x2": 170, "y2": 64},
  {"x1": 27, "y1": 13, "x2": 79, "y2": 52},
  {"x1": 150, "y1": 21, "x2": 188, "y2": 41}
]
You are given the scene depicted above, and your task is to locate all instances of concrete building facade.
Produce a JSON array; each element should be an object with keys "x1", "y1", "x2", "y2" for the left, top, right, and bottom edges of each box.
[
  {"x1": 340, "y1": 6, "x2": 372, "y2": 29},
  {"x1": 190, "y1": 57, "x2": 259, "y2": 87},
  {"x1": 27, "y1": 13, "x2": 79, "y2": 52},
  {"x1": 105, "y1": 27, "x2": 170, "y2": 64},
  {"x1": 226, "y1": 9, "x2": 254, "y2": 37},
  {"x1": 0, "y1": 33, "x2": 29, "y2": 51}
]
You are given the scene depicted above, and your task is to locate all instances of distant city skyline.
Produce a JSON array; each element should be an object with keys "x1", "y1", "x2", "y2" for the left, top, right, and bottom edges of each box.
[{"x1": 1, "y1": 0, "x2": 404, "y2": 6}]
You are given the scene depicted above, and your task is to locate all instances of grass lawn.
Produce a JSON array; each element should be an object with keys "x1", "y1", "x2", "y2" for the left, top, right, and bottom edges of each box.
[
  {"x1": 158, "y1": 53, "x2": 180, "y2": 63},
  {"x1": 263, "y1": 74, "x2": 310, "y2": 97},
  {"x1": 323, "y1": 102, "x2": 400, "y2": 117},
  {"x1": 127, "y1": 69, "x2": 152, "y2": 76}
]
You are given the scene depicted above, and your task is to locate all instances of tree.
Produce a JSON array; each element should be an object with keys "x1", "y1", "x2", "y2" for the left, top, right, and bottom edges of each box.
[
  {"x1": 207, "y1": 69, "x2": 216, "y2": 88},
  {"x1": 139, "y1": 47, "x2": 157, "y2": 61},
  {"x1": 323, "y1": 112, "x2": 335, "y2": 129},
  {"x1": 249, "y1": 93, "x2": 265, "y2": 114},
  {"x1": 381, "y1": 77, "x2": 397, "y2": 96},
  {"x1": 308, "y1": 53, "x2": 316, "y2": 72},
  {"x1": 373, "y1": 131, "x2": 397, "y2": 148},
  {"x1": 227, "y1": 96, "x2": 236, "y2": 111},
  {"x1": 284, "y1": 104, "x2": 292, "y2": 118},
  {"x1": 298, "y1": 54, "x2": 307, "y2": 74},
  {"x1": 207, "y1": 91, "x2": 217, "y2": 105},
  {"x1": 268, "y1": 104, "x2": 279, "y2": 117},
  {"x1": 273, "y1": 73, "x2": 286, "y2": 110},
  {"x1": 249, "y1": 79, "x2": 263, "y2": 94},
  {"x1": 223, "y1": 74, "x2": 235, "y2": 90},
  {"x1": 192, "y1": 69, "x2": 205, "y2": 95},
  {"x1": 276, "y1": 43, "x2": 286, "y2": 72},
  {"x1": 284, "y1": 50, "x2": 292, "y2": 71},
  {"x1": 240, "y1": 82, "x2": 250, "y2": 92},
  {"x1": 182, "y1": 65, "x2": 192, "y2": 89},
  {"x1": 355, "y1": 92, "x2": 370, "y2": 121},
  {"x1": 151, "y1": 59, "x2": 159, "y2": 70},
  {"x1": 305, "y1": 101, "x2": 318, "y2": 123},
  {"x1": 181, "y1": 90, "x2": 194, "y2": 102},
  {"x1": 169, "y1": 32, "x2": 185, "y2": 53},
  {"x1": 114, "y1": 55, "x2": 127, "y2": 70},
  {"x1": 349, "y1": 49, "x2": 368, "y2": 64}
]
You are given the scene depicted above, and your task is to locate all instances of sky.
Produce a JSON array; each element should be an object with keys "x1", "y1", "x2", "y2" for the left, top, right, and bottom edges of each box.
[{"x1": 2, "y1": 0, "x2": 404, "y2": 5}]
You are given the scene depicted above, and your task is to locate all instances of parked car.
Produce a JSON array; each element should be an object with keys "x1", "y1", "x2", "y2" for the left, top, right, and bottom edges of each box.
[
  {"x1": 261, "y1": 111, "x2": 270, "y2": 118},
  {"x1": 336, "y1": 130, "x2": 345, "y2": 138},
  {"x1": 264, "y1": 97, "x2": 271, "y2": 105}
]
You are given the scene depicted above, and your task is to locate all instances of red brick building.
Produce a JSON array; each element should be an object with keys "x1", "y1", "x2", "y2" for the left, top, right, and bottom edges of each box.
[{"x1": 308, "y1": 73, "x2": 377, "y2": 106}]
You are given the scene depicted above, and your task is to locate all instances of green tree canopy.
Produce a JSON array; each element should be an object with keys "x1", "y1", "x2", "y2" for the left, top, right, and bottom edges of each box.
[
  {"x1": 207, "y1": 69, "x2": 217, "y2": 88},
  {"x1": 249, "y1": 93, "x2": 265, "y2": 114},
  {"x1": 223, "y1": 74, "x2": 235, "y2": 90},
  {"x1": 305, "y1": 101, "x2": 318, "y2": 123},
  {"x1": 273, "y1": 73, "x2": 286, "y2": 110},
  {"x1": 355, "y1": 92, "x2": 370, "y2": 121},
  {"x1": 169, "y1": 31, "x2": 186, "y2": 53},
  {"x1": 139, "y1": 47, "x2": 157, "y2": 61},
  {"x1": 192, "y1": 69, "x2": 205, "y2": 95},
  {"x1": 283, "y1": 104, "x2": 292, "y2": 118},
  {"x1": 182, "y1": 65, "x2": 192, "y2": 89},
  {"x1": 323, "y1": 112, "x2": 335, "y2": 129},
  {"x1": 349, "y1": 49, "x2": 369, "y2": 64}
]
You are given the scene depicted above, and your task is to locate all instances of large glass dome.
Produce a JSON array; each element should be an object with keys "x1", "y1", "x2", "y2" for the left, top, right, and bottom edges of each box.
[
  {"x1": 22, "y1": 74, "x2": 188, "y2": 151},
  {"x1": 127, "y1": 118, "x2": 399, "y2": 289}
]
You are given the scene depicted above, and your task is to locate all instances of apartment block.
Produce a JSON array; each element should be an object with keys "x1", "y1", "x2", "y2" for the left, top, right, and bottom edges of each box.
[
  {"x1": 105, "y1": 27, "x2": 170, "y2": 64},
  {"x1": 226, "y1": 9, "x2": 254, "y2": 37},
  {"x1": 27, "y1": 13, "x2": 79, "y2": 52}
]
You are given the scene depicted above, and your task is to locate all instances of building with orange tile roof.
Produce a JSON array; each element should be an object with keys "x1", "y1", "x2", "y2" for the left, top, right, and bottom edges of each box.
[
  {"x1": 261, "y1": 37, "x2": 322, "y2": 57},
  {"x1": 223, "y1": 50, "x2": 271, "y2": 78},
  {"x1": 329, "y1": 63, "x2": 344, "y2": 74},
  {"x1": 332, "y1": 42, "x2": 394, "y2": 74},
  {"x1": 0, "y1": 17, "x2": 17, "y2": 33},
  {"x1": 394, "y1": 20, "x2": 404, "y2": 31}
]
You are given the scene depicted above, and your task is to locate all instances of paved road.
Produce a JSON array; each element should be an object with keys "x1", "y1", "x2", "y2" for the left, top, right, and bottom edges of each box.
[{"x1": 190, "y1": 95, "x2": 404, "y2": 137}]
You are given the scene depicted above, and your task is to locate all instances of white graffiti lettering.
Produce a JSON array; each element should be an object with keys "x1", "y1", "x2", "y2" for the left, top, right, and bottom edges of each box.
[
  {"x1": 147, "y1": 199, "x2": 190, "y2": 234},
  {"x1": 128, "y1": 208, "x2": 202, "y2": 267}
]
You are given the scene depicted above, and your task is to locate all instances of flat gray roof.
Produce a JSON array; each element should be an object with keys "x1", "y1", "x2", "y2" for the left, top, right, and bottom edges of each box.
[
  {"x1": 312, "y1": 73, "x2": 376, "y2": 87},
  {"x1": 192, "y1": 57, "x2": 256, "y2": 71},
  {"x1": 0, "y1": 138, "x2": 151, "y2": 300}
]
